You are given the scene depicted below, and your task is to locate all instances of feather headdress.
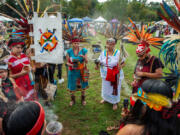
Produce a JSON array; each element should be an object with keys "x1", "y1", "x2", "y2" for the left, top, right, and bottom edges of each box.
[
  {"x1": 62, "y1": 18, "x2": 88, "y2": 43},
  {"x1": 163, "y1": 69, "x2": 180, "y2": 102},
  {"x1": 158, "y1": 0, "x2": 180, "y2": 72},
  {"x1": 0, "y1": 0, "x2": 60, "y2": 48},
  {"x1": 158, "y1": 0, "x2": 180, "y2": 33},
  {"x1": 104, "y1": 21, "x2": 129, "y2": 58},
  {"x1": 105, "y1": 21, "x2": 128, "y2": 40},
  {"x1": 127, "y1": 18, "x2": 163, "y2": 47}
]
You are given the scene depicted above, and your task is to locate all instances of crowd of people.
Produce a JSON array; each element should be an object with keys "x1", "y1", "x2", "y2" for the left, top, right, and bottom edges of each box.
[{"x1": 0, "y1": 1, "x2": 179, "y2": 135}]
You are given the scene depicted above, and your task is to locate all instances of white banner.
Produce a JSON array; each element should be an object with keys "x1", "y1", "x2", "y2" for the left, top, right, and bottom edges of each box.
[{"x1": 31, "y1": 12, "x2": 63, "y2": 64}]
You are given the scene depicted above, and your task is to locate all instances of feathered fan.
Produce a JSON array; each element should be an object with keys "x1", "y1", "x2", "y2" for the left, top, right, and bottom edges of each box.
[{"x1": 0, "y1": 0, "x2": 60, "y2": 48}]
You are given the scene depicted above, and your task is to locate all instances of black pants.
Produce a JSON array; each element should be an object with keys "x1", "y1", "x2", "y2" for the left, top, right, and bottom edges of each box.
[{"x1": 48, "y1": 64, "x2": 63, "y2": 83}]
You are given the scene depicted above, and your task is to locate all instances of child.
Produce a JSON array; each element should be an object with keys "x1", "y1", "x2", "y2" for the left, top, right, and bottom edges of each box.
[{"x1": 0, "y1": 62, "x2": 22, "y2": 102}]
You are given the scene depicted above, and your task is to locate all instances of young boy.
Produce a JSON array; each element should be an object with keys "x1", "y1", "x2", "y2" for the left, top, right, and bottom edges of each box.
[{"x1": 0, "y1": 62, "x2": 22, "y2": 102}]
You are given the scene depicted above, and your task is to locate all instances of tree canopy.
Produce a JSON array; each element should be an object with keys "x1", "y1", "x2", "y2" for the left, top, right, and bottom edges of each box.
[{"x1": 0, "y1": 0, "x2": 177, "y2": 22}]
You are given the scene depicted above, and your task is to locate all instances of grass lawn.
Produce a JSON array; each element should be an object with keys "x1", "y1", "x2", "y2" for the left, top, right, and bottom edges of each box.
[{"x1": 50, "y1": 34, "x2": 168, "y2": 135}]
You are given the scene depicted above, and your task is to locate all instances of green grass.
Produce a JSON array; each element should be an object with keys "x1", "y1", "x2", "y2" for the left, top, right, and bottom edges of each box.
[{"x1": 50, "y1": 34, "x2": 168, "y2": 135}]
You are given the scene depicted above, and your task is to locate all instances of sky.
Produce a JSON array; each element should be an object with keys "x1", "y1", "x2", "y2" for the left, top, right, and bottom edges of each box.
[{"x1": 98, "y1": 0, "x2": 162, "y2": 3}]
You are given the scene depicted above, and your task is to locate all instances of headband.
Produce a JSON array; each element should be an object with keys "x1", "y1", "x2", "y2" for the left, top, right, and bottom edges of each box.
[
  {"x1": 71, "y1": 39, "x2": 80, "y2": 43},
  {"x1": 8, "y1": 42, "x2": 25, "y2": 48},
  {"x1": 26, "y1": 101, "x2": 45, "y2": 135},
  {"x1": 0, "y1": 64, "x2": 8, "y2": 70}
]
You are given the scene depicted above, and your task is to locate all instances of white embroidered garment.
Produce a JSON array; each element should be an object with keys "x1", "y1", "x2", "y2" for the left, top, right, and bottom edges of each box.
[{"x1": 98, "y1": 49, "x2": 125, "y2": 104}]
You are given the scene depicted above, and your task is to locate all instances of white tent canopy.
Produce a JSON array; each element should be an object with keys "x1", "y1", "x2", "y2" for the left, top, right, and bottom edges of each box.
[
  {"x1": 0, "y1": 16, "x2": 13, "y2": 22},
  {"x1": 155, "y1": 20, "x2": 167, "y2": 25},
  {"x1": 94, "y1": 16, "x2": 107, "y2": 23}
]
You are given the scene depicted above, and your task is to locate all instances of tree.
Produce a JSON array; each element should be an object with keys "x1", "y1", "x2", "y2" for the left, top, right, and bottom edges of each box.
[
  {"x1": 99, "y1": 0, "x2": 128, "y2": 21},
  {"x1": 67, "y1": 0, "x2": 99, "y2": 18}
]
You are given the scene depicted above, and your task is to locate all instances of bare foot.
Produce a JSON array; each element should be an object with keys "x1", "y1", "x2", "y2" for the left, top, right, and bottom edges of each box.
[
  {"x1": 82, "y1": 101, "x2": 86, "y2": 106},
  {"x1": 69, "y1": 101, "x2": 74, "y2": 106},
  {"x1": 107, "y1": 126, "x2": 119, "y2": 131},
  {"x1": 100, "y1": 99, "x2": 105, "y2": 104},
  {"x1": 113, "y1": 104, "x2": 118, "y2": 110}
]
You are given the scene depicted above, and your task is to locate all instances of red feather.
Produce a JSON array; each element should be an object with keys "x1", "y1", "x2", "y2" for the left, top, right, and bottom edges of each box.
[
  {"x1": 174, "y1": 0, "x2": 180, "y2": 12},
  {"x1": 158, "y1": 12, "x2": 180, "y2": 32}
]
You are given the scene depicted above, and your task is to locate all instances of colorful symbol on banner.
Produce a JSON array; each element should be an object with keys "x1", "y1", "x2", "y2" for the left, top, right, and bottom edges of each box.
[{"x1": 39, "y1": 29, "x2": 58, "y2": 53}]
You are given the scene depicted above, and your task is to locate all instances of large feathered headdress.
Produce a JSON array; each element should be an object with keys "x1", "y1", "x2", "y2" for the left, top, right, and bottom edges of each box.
[
  {"x1": 104, "y1": 21, "x2": 129, "y2": 58},
  {"x1": 127, "y1": 18, "x2": 163, "y2": 47},
  {"x1": 0, "y1": 0, "x2": 59, "y2": 48},
  {"x1": 158, "y1": 0, "x2": 180, "y2": 72},
  {"x1": 62, "y1": 18, "x2": 88, "y2": 43},
  {"x1": 105, "y1": 21, "x2": 128, "y2": 40}
]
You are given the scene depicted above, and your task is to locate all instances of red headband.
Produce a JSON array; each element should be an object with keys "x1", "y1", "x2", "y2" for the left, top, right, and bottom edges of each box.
[
  {"x1": 8, "y1": 42, "x2": 25, "y2": 47},
  {"x1": 26, "y1": 101, "x2": 45, "y2": 135},
  {"x1": 71, "y1": 39, "x2": 80, "y2": 43}
]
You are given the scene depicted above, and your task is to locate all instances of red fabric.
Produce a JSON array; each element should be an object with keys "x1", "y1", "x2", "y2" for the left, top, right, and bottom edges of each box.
[
  {"x1": 106, "y1": 66, "x2": 119, "y2": 82},
  {"x1": 119, "y1": 123, "x2": 125, "y2": 130},
  {"x1": 130, "y1": 96, "x2": 136, "y2": 107},
  {"x1": 178, "y1": 114, "x2": 180, "y2": 119},
  {"x1": 8, "y1": 42, "x2": 25, "y2": 48},
  {"x1": 8, "y1": 53, "x2": 37, "y2": 101},
  {"x1": 71, "y1": 38, "x2": 80, "y2": 43},
  {"x1": 105, "y1": 52, "x2": 119, "y2": 95},
  {"x1": 162, "y1": 100, "x2": 180, "y2": 119},
  {"x1": 136, "y1": 41, "x2": 150, "y2": 55},
  {"x1": 26, "y1": 101, "x2": 45, "y2": 135},
  {"x1": 133, "y1": 56, "x2": 155, "y2": 93}
]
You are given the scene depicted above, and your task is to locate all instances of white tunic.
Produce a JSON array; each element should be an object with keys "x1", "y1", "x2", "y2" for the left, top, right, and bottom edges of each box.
[{"x1": 98, "y1": 49, "x2": 125, "y2": 104}]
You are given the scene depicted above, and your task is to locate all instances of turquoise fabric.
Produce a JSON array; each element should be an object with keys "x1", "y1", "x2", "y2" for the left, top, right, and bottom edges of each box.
[{"x1": 67, "y1": 48, "x2": 88, "y2": 91}]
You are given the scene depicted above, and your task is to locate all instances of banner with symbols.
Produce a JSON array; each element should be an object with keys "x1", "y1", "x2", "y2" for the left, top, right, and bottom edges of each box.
[{"x1": 31, "y1": 12, "x2": 63, "y2": 64}]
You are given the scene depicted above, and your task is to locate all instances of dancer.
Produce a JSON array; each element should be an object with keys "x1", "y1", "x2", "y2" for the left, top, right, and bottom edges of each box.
[
  {"x1": 3, "y1": 101, "x2": 46, "y2": 135},
  {"x1": 126, "y1": 18, "x2": 164, "y2": 93},
  {"x1": 117, "y1": 79, "x2": 180, "y2": 135},
  {"x1": 7, "y1": 38, "x2": 37, "y2": 101},
  {"x1": 66, "y1": 38, "x2": 88, "y2": 106},
  {"x1": 96, "y1": 38, "x2": 125, "y2": 110}
]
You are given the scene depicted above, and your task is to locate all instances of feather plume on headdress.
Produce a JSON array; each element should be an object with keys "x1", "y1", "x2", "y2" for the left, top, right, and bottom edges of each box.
[
  {"x1": 163, "y1": 69, "x2": 180, "y2": 102},
  {"x1": 127, "y1": 18, "x2": 163, "y2": 47},
  {"x1": 105, "y1": 22, "x2": 128, "y2": 40},
  {"x1": 104, "y1": 21, "x2": 129, "y2": 58},
  {"x1": 126, "y1": 18, "x2": 163, "y2": 57},
  {"x1": 0, "y1": 0, "x2": 60, "y2": 48},
  {"x1": 62, "y1": 19, "x2": 88, "y2": 43},
  {"x1": 158, "y1": 0, "x2": 180, "y2": 72}
]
